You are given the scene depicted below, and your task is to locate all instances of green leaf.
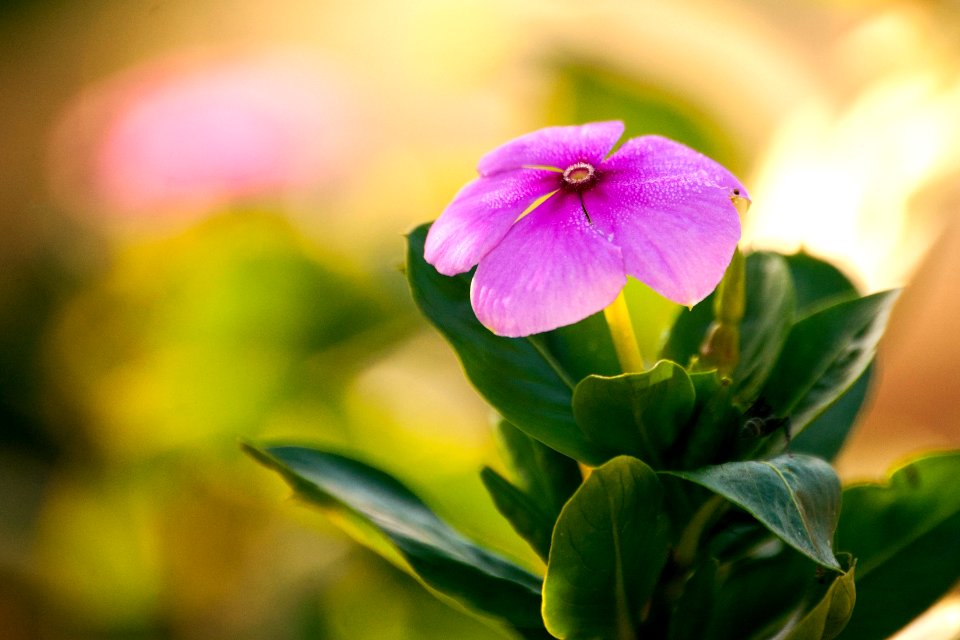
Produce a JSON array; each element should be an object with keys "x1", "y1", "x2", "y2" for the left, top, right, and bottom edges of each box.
[
  {"x1": 731, "y1": 253, "x2": 796, "y2": 403},
  {"x1": 704, "y1": 543, "x2": 814, "y2": 640},
  {"x1": 783, "y1": 251, "x2": 858, "y2": 317},
  {"x1": 495, "y1": 420, "x2": 582, "y2": 520},
  {"x1": 406, "y1": 223, "x2": 606, "y2": 464},
  {"x1": 543, "y1": 456, "x2": 670, "y2": 639},
  {"x1": 668, "y1": 557, "x2": 718, "y2": 640},
  {"x1": 245, "y1": 444, "x2": 547, "y2": 633},
  {"x1": 788, "y1": 366, "x2": 873, "y2": 461},
  {"x1": 573, "y1": 361, "x2": 696, "y2": 467},
  {"x1": 678, "y1": 372, "x2": 740, "y2": 470},
  {"x1": 536, "y1": 311, "x2": 620, "y2": 381},
  {"x1": 758, "y1": 290, "x2": 899, "y2": 438},
  {"x1": 660, "y1": 291, "x2": 714, "y2": 367},
  {"x1": 836, "y1": 452, "x2": 960, "y2": 640},
  {"x1": 778, "y1": 253, "x2": 868, "y2": 460},
  {"x1": 778, "y1": 559, "x2": 856, "y2": 640},
  {"x1": 480, "y1": 467, "x2": 554, "y2": 562},
  {"x1": 660, "y1": 253, "x2": 795, "y2": 401},
  {"x1": 666, "y1": 455, "x2": 842, "y2": 569}
]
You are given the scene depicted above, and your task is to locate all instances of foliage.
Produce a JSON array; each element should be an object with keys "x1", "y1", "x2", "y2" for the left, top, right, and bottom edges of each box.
[{"x1": 248, "y1": 223, "x2": 960, "y2": 639}]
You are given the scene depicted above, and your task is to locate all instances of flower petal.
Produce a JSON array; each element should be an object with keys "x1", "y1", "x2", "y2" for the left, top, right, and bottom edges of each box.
[
  {"x1": 586, "y1": 136, "x2": 743, "y2": 306},
  {"x1": 471, "y1": 191, "x2": 626, "y2": 337},
  {"x1": 602, "y1": 136, "x2": 749, "y2": 199},
  {"x1": 477, "y1": 121, "x2": 625, "y2": 177},
  {"x1": 425, "y1": 168, "x2": 558, "y2": 275}
]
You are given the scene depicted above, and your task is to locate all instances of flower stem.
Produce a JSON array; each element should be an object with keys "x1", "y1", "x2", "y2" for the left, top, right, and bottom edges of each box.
[{"x1": 604, "y1": 290, "x2": 645, "y2": 373}]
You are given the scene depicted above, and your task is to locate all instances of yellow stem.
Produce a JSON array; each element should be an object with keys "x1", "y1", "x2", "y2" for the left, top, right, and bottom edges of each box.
[{"x1": 603, "y1": 290, "x2": 645, "y2": 373}]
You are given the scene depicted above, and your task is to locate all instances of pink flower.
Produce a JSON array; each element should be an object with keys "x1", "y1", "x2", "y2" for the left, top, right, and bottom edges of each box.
[
  {"x1": 424, "y1": 122, "x2": 747, "y2": 337},
  {"x1": 48, "y1": 51, "x2": 358, "y2": 221}
]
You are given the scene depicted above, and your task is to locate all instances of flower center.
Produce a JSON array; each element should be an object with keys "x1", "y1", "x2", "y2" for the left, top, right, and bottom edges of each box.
[{"x1": 562, "y1": 162, "x2": 597, "y2": 191}]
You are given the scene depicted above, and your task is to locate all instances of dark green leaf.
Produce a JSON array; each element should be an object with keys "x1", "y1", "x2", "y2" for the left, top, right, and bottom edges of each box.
[
  {"x1": 706, "y1": 511, "x2": 777, "y2": 564},
  {"x1": 543, "y1": 456, "x2": 670, "y2": 639},
  {"x1": 836, "y1": 452, "x2": 960, "y2": 640},
  {"x1": 783, "y1": 251, "x2": 858, "y2": 317},
  {"x1": 536, "y1": 311, "x2": 620, "y2": 380},
  {"x1": 679, "y1": 371, "x2": 741, "y2": 469},
  {"x1": 666, "y1": 455, "x2": 842, "y2": 569},
  {"x1": 480, "y1": 467, "x2": 554, "y2": 562},
  {"x1": 758, "y1": 290, "x2": 899, "y2": 437},
  {"x1": 731, "y1": 253, "x2": 796, "y2": 403},
  {"x1": 780, "y1": 252, "x2": 869, "y2": 460},
  {"x1": 778, "y1": 559, "x2": 856, "y2": 640},
  {"x1": 788, "y1": 366, "x2": 873, "y2": 461},
  {"x1": 406, "y1": 224, "x2": 605, "y2": 464},
  {"x1": 573, "y1": 361, "x2": 695, "y2": 467},
  {"x1": 668, "y1": 557, "x2": 718, "y2": 640},
  {"x1": 246, "y1": 445, "x2": 547, "y2": 633},
  {"x1": 660, "y1": 293, "x2": 714, "y2": 367},
  {"x1": 704, "y1": 543, "x2": 814, "y2": 640},
  {"x1": 495, "y1": 420, "x2": 582, "y2": 519}
]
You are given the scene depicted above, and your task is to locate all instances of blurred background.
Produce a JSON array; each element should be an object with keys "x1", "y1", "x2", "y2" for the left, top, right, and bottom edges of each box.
[{"x1": 2, "y1": 0, "x2": 960, "y2": 638}]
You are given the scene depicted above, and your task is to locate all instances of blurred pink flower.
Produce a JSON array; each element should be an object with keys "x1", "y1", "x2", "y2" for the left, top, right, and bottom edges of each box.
[
  {"x1": 50, "y1": 51, "x2": 359, "y2": 220},
  {"x1": 426, "y1": 122, "x2": 746, "y2": 337}
]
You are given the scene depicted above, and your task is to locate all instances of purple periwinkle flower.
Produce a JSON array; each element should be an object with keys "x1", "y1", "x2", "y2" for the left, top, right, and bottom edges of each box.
[{"x1": 424, "y1": 121, "x2": 747, "y2": 337}]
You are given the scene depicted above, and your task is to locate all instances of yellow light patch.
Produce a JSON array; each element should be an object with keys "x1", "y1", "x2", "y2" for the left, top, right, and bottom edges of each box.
[{"x1": 513, "y1": 189, "x2": 559, "y2": 223}]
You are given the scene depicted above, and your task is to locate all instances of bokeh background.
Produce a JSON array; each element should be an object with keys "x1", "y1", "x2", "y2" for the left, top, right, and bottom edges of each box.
[{"x1": 2, "y1": 1, "x2": 960, "y2": 638}]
